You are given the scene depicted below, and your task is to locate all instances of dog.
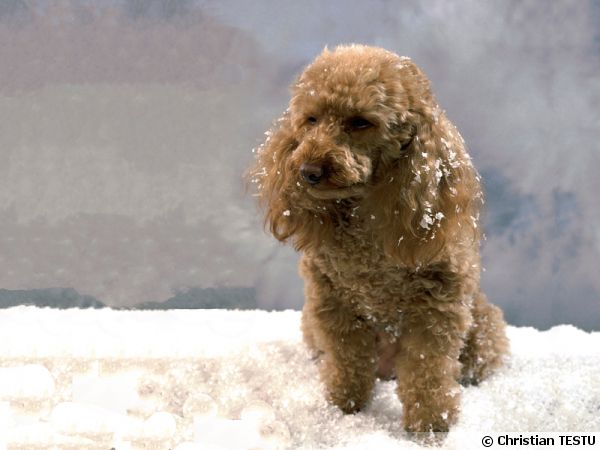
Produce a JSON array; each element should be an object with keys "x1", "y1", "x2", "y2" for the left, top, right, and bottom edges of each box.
[{"x1": 249, "y1": 44, "x2": 508, "y2": 433}]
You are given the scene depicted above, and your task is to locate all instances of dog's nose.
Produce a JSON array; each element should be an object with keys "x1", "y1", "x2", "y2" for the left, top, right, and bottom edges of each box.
[{"x1": 300, "y1": 163, "x2": 324, "y2": 185}]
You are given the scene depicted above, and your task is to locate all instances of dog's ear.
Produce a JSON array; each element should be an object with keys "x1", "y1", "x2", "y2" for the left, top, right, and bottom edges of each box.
[
  {"x1": 247, "y1": 113, "x2": 301, "y2": 243},
  {"x1": 367, "y1": 61, "x2": 483, "y2": 266},
  {"x1": 248, "y1": 112, "x2": 341, "y2": 252}
]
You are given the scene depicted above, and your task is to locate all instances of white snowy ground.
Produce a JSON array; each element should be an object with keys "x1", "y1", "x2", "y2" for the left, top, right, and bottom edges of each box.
[{"x1": 0, "y1": 307, "x2": 598, "y2": 449}]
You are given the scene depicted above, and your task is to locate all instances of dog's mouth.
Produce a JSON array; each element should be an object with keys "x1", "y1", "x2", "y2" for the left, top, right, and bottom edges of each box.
[
  {"x1": 297, "y1": 153, "x2": 373, "y2": 200},
  {"x1": 306, "y1": 184, "x2": 367, "y2": 200}
]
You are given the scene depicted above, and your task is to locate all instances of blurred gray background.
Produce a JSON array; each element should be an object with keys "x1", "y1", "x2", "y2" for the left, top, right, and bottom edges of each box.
[{"x1": 0, "y1": 0, "x2": 598, "y2": 330}]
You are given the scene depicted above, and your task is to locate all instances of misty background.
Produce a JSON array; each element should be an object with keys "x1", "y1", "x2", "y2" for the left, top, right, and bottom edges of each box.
[{"x1": 0, "y1": 0, "x2": 598, "y2": 330}]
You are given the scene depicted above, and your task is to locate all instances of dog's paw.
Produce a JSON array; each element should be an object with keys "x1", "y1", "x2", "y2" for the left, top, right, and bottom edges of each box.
[
  {"x1": 334, "y1": 397, "x2": 363, "y2": 414},
  {"x1": 405, "y1": 430, "x2": 449, "y2": 446},
  {"x1": 402, "y1": 404, "x2": 458, "y2": 435},
  {"x1": 324, "y1": 377, "x2": 372, "y2": 414}
]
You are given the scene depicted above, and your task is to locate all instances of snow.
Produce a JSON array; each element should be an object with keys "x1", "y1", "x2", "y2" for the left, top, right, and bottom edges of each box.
[
  {"x1": 0, "y1": 307, "x2": 598, "y2": 449},
  {"x1": 0, "y1": 365, "x2": 54, "y2": 399}
]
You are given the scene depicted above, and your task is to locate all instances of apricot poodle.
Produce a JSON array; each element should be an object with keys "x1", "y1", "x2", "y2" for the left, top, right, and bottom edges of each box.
[{"x1": 249, "y1": 45, "x2": 508, "y2": 433}]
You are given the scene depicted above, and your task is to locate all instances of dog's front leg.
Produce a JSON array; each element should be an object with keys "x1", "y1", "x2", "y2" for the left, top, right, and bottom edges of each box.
[
  {"x1": 301, "y1": 263, "x2": 377, "y2": 413},
  {"x1": 395, "y1": 303, "x2": 471, "y2": 433},
  {"x1": 304, "y1": 300, "x2": 377, "y2": 414}
]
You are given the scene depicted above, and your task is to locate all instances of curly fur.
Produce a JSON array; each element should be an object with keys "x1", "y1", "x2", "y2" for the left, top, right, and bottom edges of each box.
[{"x1": 249, "y1": 45, "x2": 508, "y2": 433}]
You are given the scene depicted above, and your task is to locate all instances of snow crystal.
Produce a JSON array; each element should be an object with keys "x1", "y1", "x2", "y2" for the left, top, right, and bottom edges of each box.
[
  {"x1": 420, "y1": 214, "x2": 434, "y2": 230},
  {"x1": 434, "y1": 160, "x2": 443, "y2": 184},
  {"x1": 283, "y1": 210, "x2": 291, "y2": 217}
]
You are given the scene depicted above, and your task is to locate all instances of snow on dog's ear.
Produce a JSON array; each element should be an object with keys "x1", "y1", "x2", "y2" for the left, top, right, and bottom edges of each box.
[
  {"x1": 247, "y1": 112, "x2": 301, "y2": 243},
  {"x1": 366, "y1": 58, "x2": 483, "y2": 266}
]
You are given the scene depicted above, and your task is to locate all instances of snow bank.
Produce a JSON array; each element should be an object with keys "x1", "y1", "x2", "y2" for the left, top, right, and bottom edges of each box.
[{"x1": 0, "y1": 307, "x2": 598, "y2": 449}]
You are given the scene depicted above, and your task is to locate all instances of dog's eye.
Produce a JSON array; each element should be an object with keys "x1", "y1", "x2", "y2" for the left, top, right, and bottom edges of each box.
[
  {"x1": 347, "y1": 116, "x2": 373, "y2": 131},
  {"x1": 306, "y1": 116, "x2": 318, "y2": 125}
]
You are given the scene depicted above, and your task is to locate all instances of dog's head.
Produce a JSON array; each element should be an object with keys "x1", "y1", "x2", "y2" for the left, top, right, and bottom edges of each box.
[{"x1": 249, "y1": 45, "x2": 482, "y2": 265}]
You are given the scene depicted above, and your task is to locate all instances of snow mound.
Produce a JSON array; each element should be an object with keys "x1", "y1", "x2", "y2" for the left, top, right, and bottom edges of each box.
[{"x1": 0, "y1": 307, "x2": 598, "y2": 449}]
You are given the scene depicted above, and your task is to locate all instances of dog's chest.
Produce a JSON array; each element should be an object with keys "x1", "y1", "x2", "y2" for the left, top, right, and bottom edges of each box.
[{"x1": 313, "y1": 225, "x2": 410, "y2": 327}]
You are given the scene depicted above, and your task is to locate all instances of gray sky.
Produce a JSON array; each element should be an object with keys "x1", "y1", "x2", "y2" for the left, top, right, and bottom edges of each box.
[{"x1": 0, "y1": 0, "x2": 599, "y2": 329}]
